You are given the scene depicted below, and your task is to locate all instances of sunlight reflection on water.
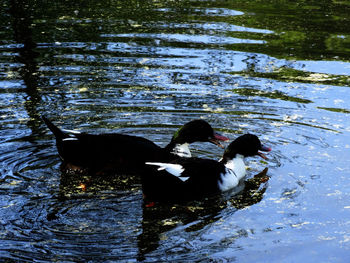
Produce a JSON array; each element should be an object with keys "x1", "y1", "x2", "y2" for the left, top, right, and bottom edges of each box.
[{"x1": 0, "y1": 0, "x2": 350, "y2": 262}]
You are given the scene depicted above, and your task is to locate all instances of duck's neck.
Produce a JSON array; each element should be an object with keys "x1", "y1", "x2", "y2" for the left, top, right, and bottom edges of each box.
[{"x1": 223, "y1": 154, "x2": 246, "y2": 180}]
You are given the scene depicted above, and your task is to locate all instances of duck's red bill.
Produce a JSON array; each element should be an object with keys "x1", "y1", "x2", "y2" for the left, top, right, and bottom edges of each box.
[
  {"x1": 210, "y1": 132, "x2": 229, "y2": 148},
  {"x1": 214, "y1": 132, "x2": 229, "y2": 141},
  {"x1": 260, "y1": 145, "x2": 272, "y2": 152},
  {"x1": 258, "y1": 145, "x2": 271, "y2": 160},
  {"x1": 258, "y1": 152, "x2": 268, "y2": 160}
]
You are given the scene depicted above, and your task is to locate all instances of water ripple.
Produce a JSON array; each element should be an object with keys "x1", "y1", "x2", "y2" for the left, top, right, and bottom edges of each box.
[{"x1": 1, "y1": 1, "x2": 350, "y2": 262}]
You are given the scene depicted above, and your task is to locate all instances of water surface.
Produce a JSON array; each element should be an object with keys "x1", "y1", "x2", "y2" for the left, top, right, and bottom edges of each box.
[{"x1": 1, "y1": 0, "x2": 350, "y2": 262}]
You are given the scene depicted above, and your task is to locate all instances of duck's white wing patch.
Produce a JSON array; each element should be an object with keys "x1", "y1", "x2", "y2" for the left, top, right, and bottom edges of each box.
[
  {"x1": 218, "y1": 168, "x2": 239, "y2": 192},
  {"x1": 62, "y1": 137, "x2": 79, "y2": 141},
  {"x1": 218, "y1": 155, "x2": 247, "y2": 192},
  {"x1": 146, "y1": 162, "x2": 189, "y2": 182},
  {"x1": 224, "y1": 155, "x2": 246, "y2": 181},
  {"x1": 171, "y1": 143, "x2": 191, "y2": 158},
  {"x1": 62, "y1": 128, "x2": 81, "y2": 135},
  {"x1": 61, "y1": 129, "x2": 80, "y2": 141}
]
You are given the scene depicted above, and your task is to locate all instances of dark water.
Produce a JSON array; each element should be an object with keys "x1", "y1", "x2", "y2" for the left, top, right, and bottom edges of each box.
[{"x1": 1, "y1": 0, "x2": 350, "y2": 261}]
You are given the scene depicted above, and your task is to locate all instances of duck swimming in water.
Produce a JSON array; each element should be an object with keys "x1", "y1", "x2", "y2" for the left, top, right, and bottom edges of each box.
[
  {"x1": 42, "y1": 117, "x2": 229, "y2": 175},
  {"x1": 144, "y1": 134, "x2": 271, "y2": 202}
]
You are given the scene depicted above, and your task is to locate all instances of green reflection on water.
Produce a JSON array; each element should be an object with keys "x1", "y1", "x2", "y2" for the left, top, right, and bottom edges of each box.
[
  {"x1": 229, "y1": 87, "x2": 312, "y2": 103},
  {"x1": 230, "y1": 67, "x2": 350, "y2": 86},
  {"x1": 2, "y1": 0, "x2": 349, "y2": 61},
  {"x1": 318, "y1": 106, "x2": 350, "y2": 114}
]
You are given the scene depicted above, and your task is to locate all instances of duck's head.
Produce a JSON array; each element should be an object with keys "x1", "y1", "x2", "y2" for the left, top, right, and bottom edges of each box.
[
  {"x1": 171, "y1": 119, "x2": 229, "y2": 148},
  {"x1": 222, "y1": 134, "x2": 271, "y2": 162}
]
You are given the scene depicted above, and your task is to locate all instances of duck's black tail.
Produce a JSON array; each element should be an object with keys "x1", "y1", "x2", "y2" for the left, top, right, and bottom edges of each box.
[{"x1": 42, "y1": 116, "x2": 66, "y2": 140}]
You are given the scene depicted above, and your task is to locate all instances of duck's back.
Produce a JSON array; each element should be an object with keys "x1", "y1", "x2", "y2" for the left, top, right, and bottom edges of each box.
[
  {"x1": 59, "y1": 133, "x2": 172, "y2": 174},
  {"x1": 143, "y1": 157, "x2": 226, "y2": 201},
  {"x1": 175, "y1": 158, "x2": 226, "y2": 196}
]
